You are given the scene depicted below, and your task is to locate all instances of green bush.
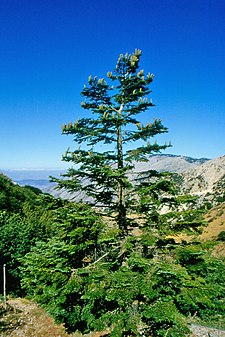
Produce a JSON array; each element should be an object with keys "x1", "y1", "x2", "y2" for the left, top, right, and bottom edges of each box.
[{"x1": 217, "y1": 230, "x2": 225, "y2": 241}]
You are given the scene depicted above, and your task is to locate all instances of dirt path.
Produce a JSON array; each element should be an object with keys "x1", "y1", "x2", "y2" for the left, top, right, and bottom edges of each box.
[{"x1": 0, "y1": 298, "x2": 69, "y2": 337}]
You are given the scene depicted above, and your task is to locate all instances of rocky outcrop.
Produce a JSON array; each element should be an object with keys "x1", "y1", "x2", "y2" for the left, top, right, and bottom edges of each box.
[
  {"x1": 180, "y1": 155, "x2": 225, "y2": 203},
  {"x1": 132, "y1": 154, "x2": 208, "y2": 174},
  {"x1": 190, "y1": 324, "x2": 225, "y2": 337}
]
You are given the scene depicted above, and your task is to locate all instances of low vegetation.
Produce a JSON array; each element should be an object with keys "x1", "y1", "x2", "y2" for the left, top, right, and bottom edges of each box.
[{"x1": 0, "y1": 172, "x2": 224, "y2": 336}]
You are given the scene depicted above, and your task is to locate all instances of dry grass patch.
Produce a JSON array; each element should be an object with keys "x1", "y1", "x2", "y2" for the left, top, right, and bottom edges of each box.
[
  {"x1": 166, "y1": 202, "x2": 225, "y2": 257},
  {"x1": 201, "y1": 202, "x2": 225, "y2": 241}
]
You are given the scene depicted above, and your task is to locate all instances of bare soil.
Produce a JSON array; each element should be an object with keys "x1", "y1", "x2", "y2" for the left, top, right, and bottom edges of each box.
[{"x1": 0, "y1": 298, "x2": 69, "y2": 337}]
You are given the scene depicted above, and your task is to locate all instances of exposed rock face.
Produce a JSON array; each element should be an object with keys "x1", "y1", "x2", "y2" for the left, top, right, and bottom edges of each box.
[
  {"x1": 180, "y1": 155, "x2": 225, "y2": 201},
  {"x1": 190, "y1": 324, "x2": 225, "y2": 337},
  {"x1": 132, "y1": 154, "x2": 208, "y2": 174}
]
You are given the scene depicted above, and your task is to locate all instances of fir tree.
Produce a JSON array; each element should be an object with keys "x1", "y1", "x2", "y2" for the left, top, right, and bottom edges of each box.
[{"x1": 51, "y1": 49, "x2": 170, "y2": 235}]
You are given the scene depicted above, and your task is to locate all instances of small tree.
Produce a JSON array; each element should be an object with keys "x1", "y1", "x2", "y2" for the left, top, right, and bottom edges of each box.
[{"x1": 52, "y1": 49, "x2": 170, "y2": 234}]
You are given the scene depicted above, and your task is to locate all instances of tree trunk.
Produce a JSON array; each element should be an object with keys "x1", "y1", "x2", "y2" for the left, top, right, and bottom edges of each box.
[{"x1": 117, "y1": 121, "x2": 127, "y2": 235}]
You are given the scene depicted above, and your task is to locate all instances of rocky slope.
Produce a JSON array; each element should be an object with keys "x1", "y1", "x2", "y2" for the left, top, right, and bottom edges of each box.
[
  {"x1": 132, "y1": 154, "x2": 208, "y2": 174},
  {"x1": 180, "y1": 155, "x2": 225, "y2": 203}
]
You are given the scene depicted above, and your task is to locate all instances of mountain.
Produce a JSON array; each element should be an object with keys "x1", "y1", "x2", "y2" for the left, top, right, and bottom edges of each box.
[
  {"x1": 132, "y1": 154, "x2": 208, "y2": 174},
  {"x1": 3, "y1": 154, "x2": 224, "y2": 204},
  {"x1": 42, "y1": 154, "x2": 210, "y2": 200},
  {"x1": 180, "y1": 155, "x2": 225, "y2": 203},
  {"x1": 2, "y1": 155, "x2": 208, "y2": 182}
]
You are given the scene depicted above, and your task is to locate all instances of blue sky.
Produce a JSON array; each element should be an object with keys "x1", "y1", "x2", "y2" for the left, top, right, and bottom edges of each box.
[{"x1": 1, "y1": 0, "x2": 225, "y2": 169}]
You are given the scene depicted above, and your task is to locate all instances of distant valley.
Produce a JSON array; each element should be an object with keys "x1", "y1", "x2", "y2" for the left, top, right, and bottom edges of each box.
[{"x1": 1, "y1": 169, "x2": 63, "y2": 189}]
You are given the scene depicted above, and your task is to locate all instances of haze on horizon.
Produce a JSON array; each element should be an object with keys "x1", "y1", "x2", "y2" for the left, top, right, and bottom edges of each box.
[{"x1": 1, "y1": 0, "x2": 225, "y2": 169}]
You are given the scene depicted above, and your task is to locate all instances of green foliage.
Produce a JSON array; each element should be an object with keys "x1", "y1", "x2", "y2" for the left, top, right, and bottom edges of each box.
[
  {"x1": 0, "y1": 174, "x2": 39, "y2": 214},
  {"x1": 20, "y1": 203, "x2": 103, "y2": 309},
  {"x1": 217, "y1": 230, "x2": 225, "y2": 241},
  {"x1": 142, "y1": 301, "x2": 190, "y2": 337},
  {"x1": 174, "y1": 244, "x2": 225, "y2": 320},
  {"x1": 51, "y1": 49, "x2": 171, "y2": 234},
  {"x1": 0, "y1": 175, "x2": 55, "y2": 293},
  {"x1": 20, "y1": 239, "x2": 72, "y2": 303},
  {"x1": 19, "y1": 217, "x2": 225, "y2": 336},
  {"x1": 23, "y1": 185, "x2": 43, "y2": 195},
  {"x1": 0, "y1": 204, "x2": 54, "y2": 293},
  {"x1": 175, "y1": 245, "x2": 207, "y2": 275}
]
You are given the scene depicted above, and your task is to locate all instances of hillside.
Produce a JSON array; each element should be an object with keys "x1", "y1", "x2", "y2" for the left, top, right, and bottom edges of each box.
[
  {"x1": 202, "y1": 202, "x2": 225, "y2": 242},
  {"x1": 200, "y1": 202, "x2": 225, "y2": 258},
  {"x1": 3, "y1": 154, "x2": 224, "y2": 206},
  {"x1": 169, "y1": 202, "x2": 225, "y2": 257},
  {"x1": 132, "y1": 154, "x2": 208, "y2": 174},
  {"x1": 0, "y1": 166, "x2": 225, "y2": 336},
  {"x1": 180, "y1": 155, "x2": 225, "y2": 201},
  {"x1": 1, "y1": 198, "x2": 225, "y2": 337}
]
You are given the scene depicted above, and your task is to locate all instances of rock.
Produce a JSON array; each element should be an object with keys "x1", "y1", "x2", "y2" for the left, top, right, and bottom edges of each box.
[{"x1": 190, "y1": 324, "x2": 225, "y2": 337}]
